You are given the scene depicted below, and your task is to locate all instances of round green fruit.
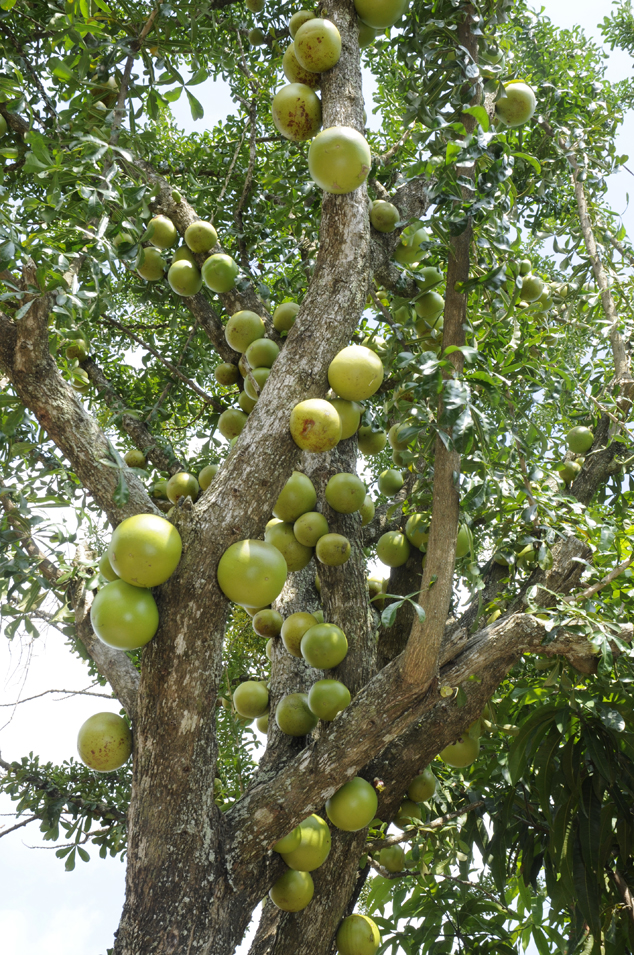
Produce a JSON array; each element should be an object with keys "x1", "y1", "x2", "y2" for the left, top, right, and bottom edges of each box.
[
  {"x1": 281, "y1": 814, "x2": 331, "y2": 870},
  {"x1": 308, "y1": 679, "x2": 351, "y2": 720},
  {"x1": 108, "y1": 514, "x2": 182, "y2": 588},
  {"x1": 520, "y1": 273, "x2": 544, "y2": 304},
  {"x1": 218, "y1": 408, "x2": 248, "y2": 440},
  {"x1": 244, "y1": 366, "x2": 270, "y2": 401},
  {"x1": 330, "y1": 398, "x2": 362, "y2": 439},
  {"x1": 151, "y1": 480, "x2": 169, "y2": 500},
  {"x1": 136, "y1": 247, "x2": 165, "y2": 281},
  {"x1": 272, "y1": 83, "x2": 322, "y2": 142},
  {"x1": 416, "y1": 266, "x2": 443, "y2": 291},
  {"x1": 273, "y1": 301, "x2": 300, "y2": 332},
  {"x1": 455, "y1": 523, "x2": 473, "y2": 559},
  {"x1": 269, "y1": 869, "x2": 314, "y2": 912},
  {"x1": 272, "y1": 825, "x2": 302, "y2": 854},
  {"x1": 294, "y1": 18, "x2": 341, "y2": 73},
  {"x1": 77, "y1": 712, "x2": 132, "y2": 772},
  {"x1": 123, "y1": 449, "x2": 146, "y2": 469},
  {"x1": 358, "y1": 20, "x2": 378, "y2": 47},
  {"x1": 405, "y1": 514, "x2": 429, "y2": 550},
  {"x1": 370, "y1": 200, "x2": 399, "y2": 233},
  {"x1": 275, "y1": 692, "x2": 319, "y2": 736},
  {"x1": 328, "y1": 345, "x2": 384, "y2": 401},
  {"x1": 172, "y1": 242, "x2": 197, "y2": 262},
  {"x1": 290, "y1": 398, "x2": 342, "y2": 452},
  {"x1": 217, "y1": 539, "x2": 287, "y2": 607},
  {"x1": 439, "y1": 734, "x2": 480, "y2": 768},
  {"x1": 283, "y1": 42, "x2": 321, "y2": 89},
  {"x1": 495, "y1": 80, "x2": 536, "y2": 127},
  {"x1": 248, "y1": 28, "x2": 266, "y2": 44},
  {"x1": 65, "y1": 338, "x2": 89, "y2": 361},
  {"x1": 90, "y1": 579, "x2": 159, "y2": 650},
  {"x1": 245, "y1": 338, "x2": 279, "y2": 369},
  {"x1": 256, "y1": 714, "x2": 269, "y2": 733},
  {"x1": 225, "y1": 310, "x2": 265, "y2": 353},
  {"x1": 379, "y1": 845, "x2": 405, "y2": 873},
  {"x1": 274, "y1": 471, "x2": 317, "y2": 522},
  {"x1": 394, "y1": 799, "x2": 422, "y2": 829},
  {"x1": 315, "y1": 533, "x2": 351, "y2": 566},
  {"x1": 388, "y1": 423, "x2": 409, "y2": 451},
  {"x1": 359, "y1": 494, "x2": 375, "y2": 526},
  {"x1": 99, "y1": 552, "x2": 118, "y2": 582},
  {"x1": 308, "y1": 126, "x2": 372, "y2": 194},
  {"x1": 301, "y1": 622, "x2": 348, "y2": 669},
  {"x1": 560, "y1": 460, "x2": 581, "y2": 484},
  {"x1": 167, "y1": 260, "x2": 202, "y2": 297},
  {"x1": 281, "y1": 611, "x2": 318, "y2": 657},
  {"x1": 214, "y1": 362, "x2": 239, "y2": 387},
  {"x1": 265, "y1": 519, "x2": 313, "y2": 572},
  {"x1": 184, "y1": 220, "x2": 218, "y2": 253},
  {"x1": 166, "y1": 471, "x2": 199, "y2": 504},
  {"x1": 290, "y1": 10, "x2": 315, "y2": 38},
  {"x1": 357, "y1": 426, "x2": 387, "y2": 455},
  {"x1": 233, "y1": 680, "x2": 269, "y2": 719},
  {"x1": 378, "y1": 468, "x2": 404, "y2": 497},
  {"x1": 354, "y1": 0, "x2": 409, "y2": 29},
  {"x1": 199, "y1": 464, "x2": 219, "y2": 491},
  {"x1": 567, "y1": 426, "x2": 594, "y2": 454},
  {"x1": 414, "y1": 290, "x2": 444, "y2": 322},
  {"x1": 72, "y1": 369, "x2": 91, "y2": 393},
  {"x1": 376, "y1": 531, "x2": 410, "y2": 567},
  {"x1": 147, "y1": 214, "x2": 177, "y2": 250},
  {"x1": 394, "y1": 226, "x2": 428, "y2": 266},
  {"x1": 336, "y1": 915, "x2": 381, "y2": 955},
  {"x1": 408, "y1": 767, "x2": 437, "y2": 802},
  {"x1": 326, "y1": 776, "x2": 378, "y2": 831},
  {"x1": 325, "y1": 473, "x2": 366, "y2": 514},
  {"x1": 294, "y1": 511, "x2": 329, "y2": 547},
  {"x1": 252, "y1": 608, "x2": 283, "y2": 638},
  {"x1": 201, "y1": 253, "x2": 239, "y2": 293},
  {"x1": 246, "y1": 0, "x2": 264, "y2": 12},
  {"x1": 239, "y1": 391, "x2": 257, "y2": 414}
]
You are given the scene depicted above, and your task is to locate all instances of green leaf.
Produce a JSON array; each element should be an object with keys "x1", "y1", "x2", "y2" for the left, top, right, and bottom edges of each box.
[
  {"x1": 113, "y1": 471, "x2": 129, "y2": 507},
  {"x1": 185, "y1": 89, "x2": 204, "y2": 121},
  {"x1": 463, "y1": 105, "x2": 490, "y2": 131}
]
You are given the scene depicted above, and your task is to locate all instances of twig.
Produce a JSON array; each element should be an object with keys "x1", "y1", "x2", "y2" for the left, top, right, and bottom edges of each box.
[
  {"x1": 110, "y1": 3, "x2": 160, "y2": 145},
  {"x1": 564, "y1": 555, "x2": 634, "y2": 605},
  {"x1": 369, "y1": 288, "x2": 404, "y2": 342},
  {"x1": 611, "y1": 869, "x2": 634, "y2": 927},
  {"x1": 0, "y1": 687, "x2": 115, "y2": 707},
  {"x1": 218, "y1": 130, "x2": 247, "y2": 205},
  {"x1": 144, "y1": 318, "x2": 201, "y2": 426},
  {"x1": 366, "y1": 856, "x2": 408, "y2": 880},
  {"x1": 235, "y1": 99, "x2": 258, "y2": 268},
  {"x1": 0, "y1": 815, "x2": 38, "y2": 838},
  {"x1": 0, "y1": 23, "x2": 58, "y2": 124},
  {"x1": 0, "y1": 481, "x2": 63, "y2": 587},
  {"x1": 375, "y1": 123, "x2": 416, "y2": 167},
  {"x1": 367, "y1": 800, "x2": 485, "y2": 852}
]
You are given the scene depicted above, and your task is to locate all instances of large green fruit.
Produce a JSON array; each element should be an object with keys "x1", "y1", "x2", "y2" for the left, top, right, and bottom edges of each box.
[
  {"x1": 198, "y1": 464, "x2": 219, "y2": 491},
  {"x1": 225, "y1": 310, "x2": 265, "y2": 353},
  {"x1": 559, "y1": 460, "x2": 581, "y2": 484},
  {"x1": 378, "y1": 468, "x2": 404, "y2": 497},
  {"x1": 290, "y1": 9, "x2": 315, "y2": 37},
  {"x1": 495, "y1": 80, "x2": 536, "y2": 127},
  {"x1": 214, "y1": 362, "x2": 239, "y2": 387},
  {"x1": 108, "y1": 514, "x2": 182, "y2": 588},
  {"x1": 245, "y1": 338, "x2": 279, "y2": 369},
  {"x1": 136, "y1": 247, "x2": 165, "y2": 281},
  {"x1": 77, "y1": 712, "x2": 132, "y2": 772},
  {"x1": 91, "y1": 580, "x2": 159, "y2": 650},
  {"x1": 326, "y1": 777, "x2": 378, "y2": 831},
  {"x1": 281, "y1": 611, "x2": 318, "y2": 656},
  {"x1": 376, "y1": 531, "x2": 410, "y2": 567},
  {"x1": 394, "y1": 226, "x2": 428, "y2": 265},
  {"x1": 272, "y1": 83, "x2": 322, "y2": 141},
  {"x1": 308, "y1": 127, "x2": 372, "y2": 194},
  {"x1": 272, "y1": 824, "x2": 302, "y2": 853},
  {"x1": 416, "y1": 266, "x2": 443, "y2": 291},
  {"x1": 201, "y1": 253, "x2": 239, "y2": 293},
  {"x1": 147, "y1": 214, "x2": 177, "y2": 249},
  {"x1": 294, "y1": 18, "x2": 341, "y2": 73},
  {"x1": 354, "y1": 0, "x2": 409, "y2": 28},
  {"x1": 359, "y1": 494, "x2": 375, "y2": 526},
  {"x1": 239, "y1": 391, "x2": 257, "y2": 414},
  {"x1": 308, "y1": 679, "x2": 351, "y2": 720},
  {"x1": 233, "y1": 680, "x2": 269, "y2": 718},
  {"x1": 265, "y1": 519, "x2": 313, "y2": 572},
  {"x1": 379, "y1": 844, "x2": 405, "y2": 873},
  {"x1": 315, "y1": 533, "x2": 351, "y2": 566},
  {"x1": 252, "y1": 608, "x2": 283, "y2": 638},
  {"x1": 184, "y1": 220, "x2": 217, "y2": 253},
  {"x1": 370, "y1": 199, "x2": 399, "y2": 233},
  {"x1": 244, "y1": 366, "x2": 271, "y2": 401},
  {"x1": 388, "y1": 423, "x2": 409, "y2": 451},
  {"x1": 337, "y1": 915, "x2": 381, "y2": 955},
  {"x1": 405, "y1": 514, "x2": 428, "y2": 550},
  {"x1": 520, "y1": 273, "x2": 544, "y2": 303},
  {"x1": 273, "y1": 301, "x2": 300, "y2": 332},
  {"x1": 290, "y1": 399, "x2": 342, "y2": 452},
  {"x1": 217, "y1": 539, "x2": 287, "y2": 607},
  {"x1": 269, "y1": 869, "x2": 314, "y2": 912},
  {"x1": 281, "y1": 814, "x2": 331, "y2": 870},
  {"x1": 167, "y1": 260, "x2": 202, "y2": 297},
  {"x1": 328, "y1": 345, "x2": 384, "y2": 400},
  {"x1": 275, "y1": 692, "x2": 319, "y2": 736},
  {"x1": 218, "y1": 408, "x2": 248, "y2": 440},
  {"x1": 123, "y1": 449, "x2": 146, "y2": 469},
  {"x1": 455, "y1": 523, "x2": 473, "y2": 559},
  {"x1": 274, "y1": 471, "x2": 317, "y2": 522},
  {"x1": 283, "y1": 42, "x2": 321, "y2": 89},
  {"x1": 358, "y1": 20, "x2": 378, "y2": 47},
  {"x1": 330, "y1": 398, "x2": 362, "y2": 439},
  {"x1": 99, "y1": 552, "x2": 118, "y2": 581},
  {"x1": 301, "y1": 622, "x2": 348, "y2": 669},
  {"x1": 166, "y1": 471, "x2": 199, "y2": 504},
  {"x1": 294, "y1": 511, "x2": 329, "y2": 547},
  {"x1": 567, "y1": 426, "x2": 594, "y2": 454},
  {"x1": 414, "y1": 290, "x2": 444, "y2": 321},
  {"x1": 408, "y1": 767, "x2": 438, "y2": 802},
  {"x1": 394, "y1": 799, "x2": 421, "y2": 829},
  {"x1": 325, "y1": 473, "x2": 366, "y2": 513},
  {"x1": 439, "y1": 734, "x2": 480, "y2": 768},
  {"x1": 357, "y1": 426, "x2": 387, "y2": 455}
]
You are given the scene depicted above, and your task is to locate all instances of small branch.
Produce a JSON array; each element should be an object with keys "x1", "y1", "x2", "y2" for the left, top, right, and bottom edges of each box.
[
  {"x1": 611, "y1": 869, "x2": 634, "y2": 927},
  {"x1": 366, "y1": 856, "x2": 408, "y2": 880},
  {"x1": 374, "y1": 123, "x2": 416, "y2": 167},
  {"x1": 0, "y1": 815, "x2": 38, "y2": 838},
  {"x1": 0, "y1": 480, "x2": 63, "y2": 587},
  {"x1": 0, "y1": 687, "x2": 115, "y2": 707},
  {"x1": 564, "y1": 555, "x2": 634, "y2": 605},
  {"x1": 0, "y1": 23, "x2": 58, "y2": 124},
  {"x1": 369, "y1": 289, "x2": 404, "y2": 342},
  {"x1": 368, "y1": 800, "x2": 485, "y2": 852},
  {"x1": 218, "y1": 129, "x2": 247, "y2": 205}
]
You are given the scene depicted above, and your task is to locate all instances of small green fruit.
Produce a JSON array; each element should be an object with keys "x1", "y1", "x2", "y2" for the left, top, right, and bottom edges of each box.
[
  {"x1": 275, "y1": 692, "x2": 319, "y2": 736},
  {"x1": 198, "y1": 464, "x2": 219, "y2": 491},
  {"x1": 315, "y1": 533, "x2": 351, "y2": 566},
  {"x1": 326, "y1": 777, "x2": 378, "y2": 831},
  {"x1": 166, "y1": 471, "x2": 199, "y2": 504},
  {"x1": 184, "y1": 220, "x2": 218, "y2": 253}
]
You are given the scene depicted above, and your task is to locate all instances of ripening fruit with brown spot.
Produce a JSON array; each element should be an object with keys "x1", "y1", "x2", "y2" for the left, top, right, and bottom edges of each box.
[
  {"x1": 294, "y1": 18, "x2": 342, "y2": 73},
  {"x1": 272, "y1": 83, "x2": 322, "y2": 142}
]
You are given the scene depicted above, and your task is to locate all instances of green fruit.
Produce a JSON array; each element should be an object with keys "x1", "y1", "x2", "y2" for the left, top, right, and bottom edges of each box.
[
  {"x1": 233, "y1": 680, "x2": 269, "y2": 718},
  {"x1": 405, "y1": 514, "x2": 428, "y2": 550},
  {"x1": 416, "y1": 266, "x2": 443, "y2": 291},
  {"x1": 246, "y1": 0, "x2": 264, "y2": 11},
  {"x1": 290, "y1": 399, "x2": 342, "y2": 452},
  {"x1": 370, "y1": 200, "x2": 399, "y2": 233},
  {"x1": 357, "y1": 426, "x2": 387, "y2": 455},
  {"x1": 0, "y1": 114, "x2": 7, "y2": 138},
  {"x1": 394, "y1": 799, "x2": 421, "y2": 829},
  {"x1": 248, "y1": 28, "x2": 266, "y2": 44},
  {"x1": 313, "y1": 609, "x2": 324, "y2": 623},
  {"x1": 308, "y1": 127, "x2": 372, "y2": 194},
  {"x1": 518, "y1": 258, "x2": 532, "y2": 275},
  {"x1": 172, "y1": 245, "x2": 196, "y2": 265},
  {"x1": 265, "y1": 519, "x2": 313, "y2": 571},
  {"x1": 108, "y1": 514, "x2": 182, "y2": 588},
  {"x1": 275, "y1": 692, "x2": 319, "y2": 736},
  {"x1": 152, "y1": 480, "x2": 169, "y2": 500},
  {"x1": 201, "y1": 253, "x2": 239, "y2": 293},
  {"x1": 272, "y1": 825, "x2": 302, "y2": 854},
  {"x1": 414, "y1": 290, "x2": 444, "y2": 323},
  {"x1": 283, "y1": 42, "x2": 321, "y2": 89},
  {"x1": 167, "y1": 260, "x2": 202, "y2": 297},
  {"x1": 329, "y1": 345, "x2": 384, "y2": 400},
  {"x1": 376, "y1": 531, "x2": 410, "y2": 567},
  {"x1": 388, "y1": 423, "x2": 409, "y2": 451},
  {"x1": 218, "y1": 408, "x2": 248, "y2": 440},
  {"x1": 359, "y1": 494, "x2": 375, "y2": 526},
  {"x1": 72, "y1": 368, "x2": 91, "y2": 393},
  {"x1": 272, "y1": 83, "x2": 322, "y2": 141},
  {"x1": 269, "y1": 869, "x2": 314, "y2": 912},
  {"x1": 408, "y1": 768, "x2": 437, "y2": 802},
  {"x1": 281, "y1": 814, "x2": 331, "y2": 870},
  {"x1": 265, "y1": 638, "x2": 275, "y2": 661},
  {"x1": 244, "y1": 366, "x2": 270, "y2": 401},
  {"x1": 301, "y1": 622, "x2": 348, "y2": 669},
  {"x1": 308, "y1": 679, "x2": 351, "y2": 720},
  {"x1": 315, "y1": 533, "x2": 351, "y2": 566},
  {"x1": 560, "y1": 460, "x2": 581, "y2": 484},
  {"x1": 379, "y1": 845, "x2": 405, "y2": 873},
  {"x1": 378, "y1": 468, "x2": 404, "y2": 497},
  {"x1": 90, "y1": 580, "x2": 159, "y2": 650},
  {"x1": 294, "y1": 511, "x2": 329, "y2": 547},
  {"x1": 274, "y1": 471, "x2": 317, "y2": 522},
  {"x1": 65, "y1": 338, "x2": 89, "y2": 361},
  {"x1": 325, "y1": 473, "x2": 366, "y2": 513},
  {"x1": 123, "y1": 449, "x2": 146, "y2": 469},
  {"x1": 290, "y1": 10, "x2": 315, "y2": 38},
  {"x1": 455, "y1": 524, "x2": 472, "y2": 559},
  {"x1": 99, "y1": 552, "x2": 118, "y2": 581},
  {"x1": 252, "y1": 608, "x2": 283, "y2": 637},
  {"x1": 368, "y1": 574, "x2": 387, "y2": 604},
  {"x1": 495, "y1": 80, "x2": 536, "y2": 127},
  {"x1": 214, "y1": 362, "x2": 239, "y2": 386},
  {"x1": 439, "y1": 734, "x2": 480, "y2": 768},
  {"x1": 330, "y1": 398, "x2": 362, "y2": 439},
  {"x1": 136, "y1": 247, "x2": 165, "y2": 281},
  {"x1": 245, "y1": 338, "x2": 279, "y2": 368},
  {"x1": 326, "y1": 777, "x2": 378, "y2": 831},
  {"x1": 281, "y1": 611, "x2": 319, "y2": 657},
  {"x1": 256, "y1": 713, "x2": 269, "y2": 733},
  {"x1": 147, "y1": 214, "x2": 177, "y2": 249},
  {"x1": 184, "y1": 220, "x2": 218, "y2": 253},
  {"x1": 198, "y1": 464, "x2": 219, "y2": 491},
  {"x1": 166, "y1": 471, "x2": 199, "y2": 504},
  {"x1": 77, "y1": 712, "x2": 132, "y2": 772},
  {"x1": 336, "y1": 915, "x2": 381, "y2": 955},
  {"x1": 394, "y1": 227, "x2": 428, "y2": 265},
  {"x1": 520, "y1": 273, "x2": 544, "y2": 303},
  {"x1": 239, "y1": 391, "x2": 257, "y2": 414},
  {"x1": 294, "y1": 18, "x2": 341, "y2": 73},
  {"x1": 354, "y1": 0, "x2": 409, "y2": 29},
  {"x1": 273, "y1": 301, "x2": 300, "y2": 332},
  {"x1": 225, "y1": 310, "x2": 265, "y2": 353},
  {"x1": 358, "y1": 21, "x2": 378, "y2": 47},
  {"x1": 567, "y1": 426, "x2": 594, "y2": 454},
  {"x1": 217, "y1": 539, "x2": 287, "y2": 607}
]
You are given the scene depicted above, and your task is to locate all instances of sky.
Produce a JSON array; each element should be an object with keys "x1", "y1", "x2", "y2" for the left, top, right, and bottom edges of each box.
[{"x1": 2, "y1": 3, "x2": 633, "y2": 954}]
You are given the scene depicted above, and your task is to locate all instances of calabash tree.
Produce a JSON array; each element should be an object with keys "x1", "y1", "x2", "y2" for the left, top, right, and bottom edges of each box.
[{"x1": 2, "y1": 1, "x2": 634, "y2": 954}]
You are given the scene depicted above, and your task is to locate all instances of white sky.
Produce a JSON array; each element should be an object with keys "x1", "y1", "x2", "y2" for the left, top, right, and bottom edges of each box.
[{"x1": 2, "y1": 3, "x2": 633, "y2": 953}]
